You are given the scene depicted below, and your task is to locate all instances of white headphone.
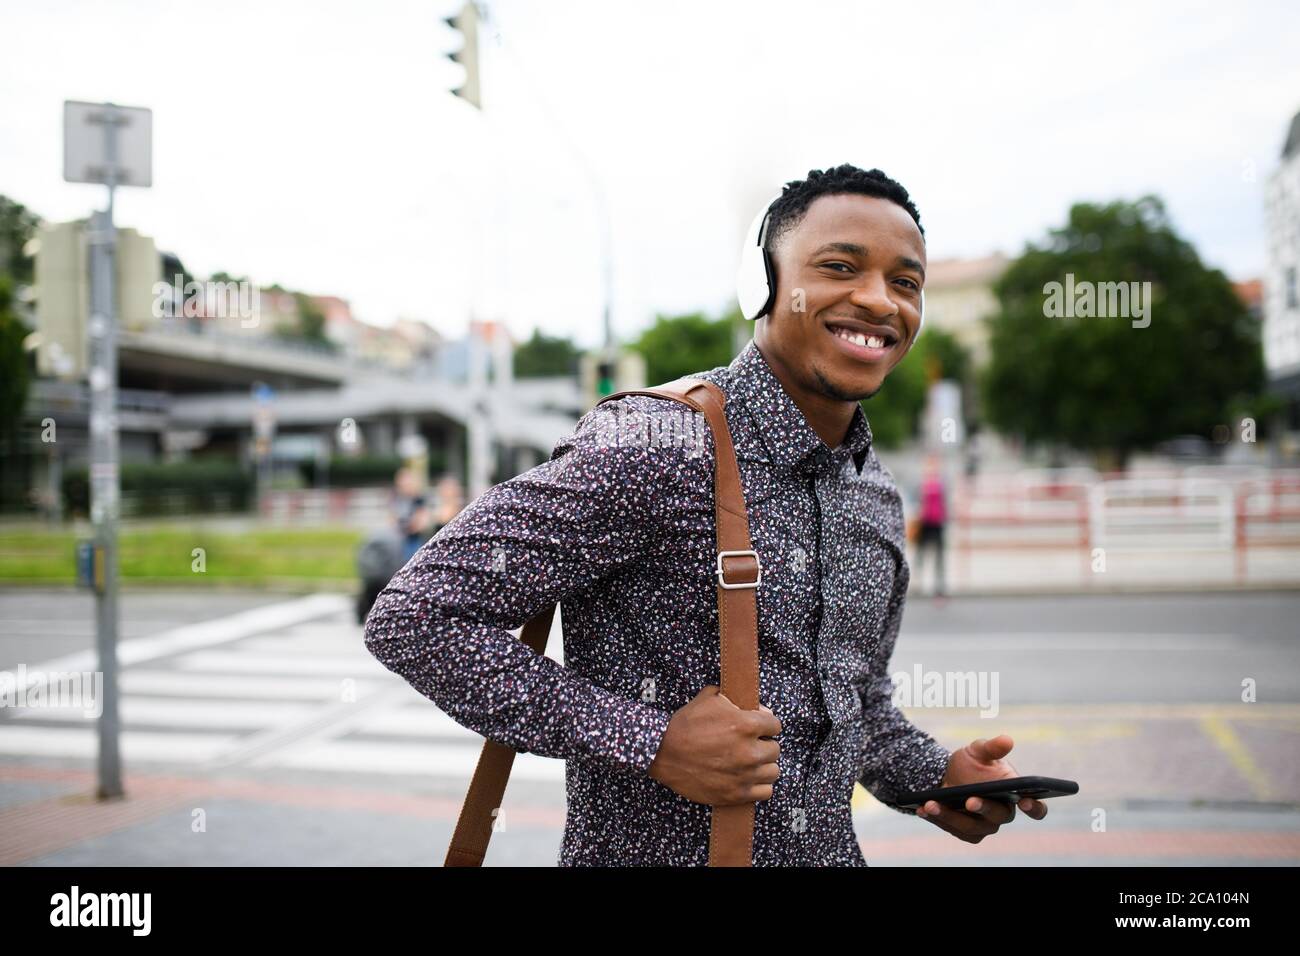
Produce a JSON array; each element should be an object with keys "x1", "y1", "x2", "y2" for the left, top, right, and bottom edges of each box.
[{"x1": 735, "y1": 192, "x2": 925, "y2": 342}]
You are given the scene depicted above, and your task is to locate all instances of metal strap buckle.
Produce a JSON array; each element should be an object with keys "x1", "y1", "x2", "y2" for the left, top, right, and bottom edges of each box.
[{"x1": 716, "y1": 549, "x2": 762, "y2": 590}]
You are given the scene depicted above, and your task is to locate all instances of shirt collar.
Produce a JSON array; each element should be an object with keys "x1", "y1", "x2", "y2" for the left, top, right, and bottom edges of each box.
[{"x1": 721, "y1": 338, "x2": 873, "y2": 476}]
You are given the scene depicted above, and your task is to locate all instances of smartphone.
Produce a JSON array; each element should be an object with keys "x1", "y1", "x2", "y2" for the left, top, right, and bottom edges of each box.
[{"x1": 894, "y1": 775, "x2": 1078, "y2": 811}]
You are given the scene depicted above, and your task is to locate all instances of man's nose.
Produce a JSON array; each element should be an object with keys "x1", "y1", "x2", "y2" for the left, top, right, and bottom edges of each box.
[{"x1": 846, "y1": 277, "x2": 900, "y2": 318}]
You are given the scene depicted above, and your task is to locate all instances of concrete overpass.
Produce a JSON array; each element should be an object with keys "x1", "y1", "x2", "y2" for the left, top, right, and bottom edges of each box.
[
  {"x1": 167, "y1": 371, "x2": 584, "y2": 472},
  {"x1": 118, "y1": 325, "x2": 352, "y2": 393}
]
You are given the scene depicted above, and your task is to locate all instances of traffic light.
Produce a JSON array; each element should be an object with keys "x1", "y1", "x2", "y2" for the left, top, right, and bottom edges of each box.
[
  {"x1": 443, "y1": 3, "x2": 481, "y2": 109},
  {"x1": 596, "y1": 359, "x2": 615, "y2": 397}
]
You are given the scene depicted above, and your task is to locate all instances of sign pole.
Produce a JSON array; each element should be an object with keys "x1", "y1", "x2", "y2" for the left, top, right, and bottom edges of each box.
[
  {"x1": 88, "y1": 105, "x2": 123, "y2": 799},
  {"x1": 63, "y1": 98, "x2": 150, "y2": 800}
]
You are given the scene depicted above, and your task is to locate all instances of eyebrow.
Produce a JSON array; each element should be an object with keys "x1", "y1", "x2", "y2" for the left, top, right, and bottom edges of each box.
[
  {"x1": 810, "y1": 242, "x2": 867, "y2": 258},
  {"x1": 896, "y1": 255, "x2": 926, "y2": 281},
  {"x1": 809, "y1": 243, "x2": 927, "y2": 281}
]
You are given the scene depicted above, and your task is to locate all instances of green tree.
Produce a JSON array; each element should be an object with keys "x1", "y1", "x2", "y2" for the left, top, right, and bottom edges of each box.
[
  {"x1": 631, "y1": 311, "x2": 734, "y2": 384},
  {"x1": 0, "y1": 276, "x2": 29, "y2": 441},
  {"x1": 0, "y1": 276, "x2": 32, "y2": 510},
  {"x1": 859, "y1": 328, "x2": 969, "y2": 448},
  {"x1": 0, "y1": 196, "x2": 38, "y2": 509},
  {"x1": 980, "y1": 196, "x2": 1264, "y2": 468},
  {"x1": 514, "y1": 328, "x2": 581, "y2": 377},
  {"x1": 0, "y1": 196, "x2": 40, "y2": 286},
  {"x1": 273, "y1": 291, "x2": 338, "y2": 352}
]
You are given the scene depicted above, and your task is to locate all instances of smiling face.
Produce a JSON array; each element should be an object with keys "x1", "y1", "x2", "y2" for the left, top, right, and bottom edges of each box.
[{"x1": 755, "y1": 192, "x2": 926, "y2": 402}]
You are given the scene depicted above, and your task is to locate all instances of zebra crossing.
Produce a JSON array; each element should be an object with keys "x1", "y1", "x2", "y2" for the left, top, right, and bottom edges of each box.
[{"x1": 0, "y1": 594, "x2": 565, "y2": 783}]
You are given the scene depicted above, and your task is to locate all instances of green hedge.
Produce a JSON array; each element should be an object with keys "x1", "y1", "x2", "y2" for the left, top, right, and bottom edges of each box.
[
  {"x1": 56, "y1": 453, "x2": 452, "y2": 517},
  {"x1": 298, "y1": 453, "x2": 446, "y2": 488},
  {"x1": 62, "y1": 460, "x2": 253, "y2": 517}
]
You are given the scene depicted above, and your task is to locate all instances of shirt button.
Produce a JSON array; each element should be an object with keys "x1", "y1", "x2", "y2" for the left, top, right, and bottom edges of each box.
[{"x1": 811, "y1": 757, "x2": 823, "y2": 773}]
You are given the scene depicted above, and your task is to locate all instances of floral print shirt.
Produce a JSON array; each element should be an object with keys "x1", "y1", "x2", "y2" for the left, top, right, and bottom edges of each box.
[{"x1": 363, "y1": 338, "x2": 951, "y2": 866}]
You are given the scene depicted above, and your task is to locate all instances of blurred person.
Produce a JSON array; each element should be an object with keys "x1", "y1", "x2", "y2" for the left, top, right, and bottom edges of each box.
[
  {"x1": 356, "y1": 471, "x2": 463, "y2": 624},
  {"x1": 364, "y1": 165, "x2": 1047, "y2": 866},
  {"x1": 393, "y1": 466, "x2": 433, "y2": 563},
  {"x1": 430, "y1": 474, "x2": 465, "y2": 528},
  {"x1": 964, "y1": 425, "x2": 982, "y2": 478},
  {"x1": 914, "y1": 454, "x2": 949, "y2": 599}
]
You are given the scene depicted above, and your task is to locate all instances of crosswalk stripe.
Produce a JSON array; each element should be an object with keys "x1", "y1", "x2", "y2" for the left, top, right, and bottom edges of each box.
[
  {"x1": 0, "y1": 725, "x2": 237, "y2": 762},
  {"x1": 259, "y1": 738, "x2": 566, "y2": 781},
  {"x1": 9, "y1": 698, "x2": 319, "y2": 729},
  {"x1": 174, "y1": 651, "x2": 389, "y2": 677},
  {"x1": 237, "y1": 636, "x2": 369, "y2": 655},
  {"x1": 13, "y1": 594, "x2": 352, "y2": 683},
  {"x1": 119, "y1": 671, "x2": 384, "y2": 700},
  {"x1": 352, "y1": 707, "x2": 481, "y2": 739}
]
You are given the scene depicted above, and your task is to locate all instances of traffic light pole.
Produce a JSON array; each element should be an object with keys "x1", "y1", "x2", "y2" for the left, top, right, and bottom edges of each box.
[{"x1": 88, "y1": 113, "x2": 123, "y2": 800}]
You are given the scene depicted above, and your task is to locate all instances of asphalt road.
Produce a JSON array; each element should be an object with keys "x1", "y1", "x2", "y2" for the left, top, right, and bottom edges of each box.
[
  {"x1": 1, "y1": 587, "x2": 1296, "y2": 866},
  {"x1": 898, "y1": 591, "x2": 1300, "y2": 704}
]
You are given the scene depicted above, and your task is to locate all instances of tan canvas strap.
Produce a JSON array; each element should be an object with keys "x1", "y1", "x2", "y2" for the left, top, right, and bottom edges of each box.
[{"x1": 444, "y1": 377, "x2": 760, "y2": 867}]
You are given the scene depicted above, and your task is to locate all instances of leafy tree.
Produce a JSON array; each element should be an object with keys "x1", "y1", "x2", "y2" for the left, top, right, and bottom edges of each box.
[
  {"x1": 0, "y1": 196, "x2": 40, "y2": 286},
  {"x1": 980, "y1": 196, "x2": 1264, "y2": 468},
  {"x1": 862, "y1": 326, "x2": 969, "y2": 448},
  {"x1": 0, "y1": 276, "x2": 29, "y2": 443},
  {"x1": 272, "y1": 291, "x2": 338, "y2": 352},
  {"x1": 631, "y1": 311, "x2": 734, "y2": 384},
  {"x1": 514, "y1": 328, "x2": 580, "y2": 377},
  {"x1": 0, "y1": 196, "x2": 38, "y2": 506},
  {"x1": 919, "y1": 325, "x2": 970, "y2": 385}
]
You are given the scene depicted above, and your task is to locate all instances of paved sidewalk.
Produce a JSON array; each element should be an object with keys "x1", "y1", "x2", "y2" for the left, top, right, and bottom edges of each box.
[{"x1": 5, "y1": 760, "x2": 1300, "y2": 867}]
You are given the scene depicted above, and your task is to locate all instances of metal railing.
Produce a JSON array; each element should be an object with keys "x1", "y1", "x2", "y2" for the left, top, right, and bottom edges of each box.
[{"x1": 950, "y1": 466, "x2": 1300, "y2": 587}]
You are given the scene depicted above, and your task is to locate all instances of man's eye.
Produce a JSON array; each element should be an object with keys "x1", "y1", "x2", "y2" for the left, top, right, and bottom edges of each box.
[
  {"x1": 895, "y1": 277, "x2": 920, "y2": 291},
  {"x1": 821, "y1": 262, "x2": 853, "y2": 273}
]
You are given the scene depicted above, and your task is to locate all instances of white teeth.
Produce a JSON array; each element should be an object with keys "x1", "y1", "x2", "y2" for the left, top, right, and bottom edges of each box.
[{"x1": 833, "y1": 328, "x2": 888, "y2": 349}]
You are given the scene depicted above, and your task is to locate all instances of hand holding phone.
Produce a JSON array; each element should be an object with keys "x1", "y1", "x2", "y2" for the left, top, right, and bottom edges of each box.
[{"x1": 895, "y1": 775, "x2": 1078, "y2": 811}]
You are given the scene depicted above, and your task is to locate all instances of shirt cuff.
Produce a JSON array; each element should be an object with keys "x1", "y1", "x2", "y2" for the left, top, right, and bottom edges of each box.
[
  {"x1": 862, "y1": 736, "x2": 952, "y2": 815},
  {"x1": 570, "y1": 685, "x2": 674, "y2": 777}
]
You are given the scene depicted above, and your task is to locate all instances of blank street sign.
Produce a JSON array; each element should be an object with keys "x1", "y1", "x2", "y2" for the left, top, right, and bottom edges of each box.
[{"x1": 63, "y1": 100, "x2": 153, "y2": 187}]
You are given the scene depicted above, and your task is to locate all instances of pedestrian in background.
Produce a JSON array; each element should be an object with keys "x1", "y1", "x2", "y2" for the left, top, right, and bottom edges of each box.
[
  {"x1": 915, "y1": 454, "x2": 948, "y2": 599},
  {"x1": 392, "y1": 466, "x2": 433, "y2": 563}
]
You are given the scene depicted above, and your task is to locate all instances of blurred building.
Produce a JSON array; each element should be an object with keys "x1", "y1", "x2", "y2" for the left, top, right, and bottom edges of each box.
[
  {"x1": 21, "y1": 222, "x2": 584, "y2": 514},
  {"x1": 920, "y1": 253, "x2": 1010, "y2": 367},
  {"x1": 1265, "y1": 108, "x2": 1300, "y2": 434},
  {"x1": 311, "y1": 294, "x2": 359, "y2": 350},
  {"x1": 1233, "y1": 278, "x2": 1264, "y2": 319}
]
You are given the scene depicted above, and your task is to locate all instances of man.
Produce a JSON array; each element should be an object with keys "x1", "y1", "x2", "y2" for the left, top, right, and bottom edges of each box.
[{"x1": 363, "y1": 164, "x2": 1047, "y2": 865}]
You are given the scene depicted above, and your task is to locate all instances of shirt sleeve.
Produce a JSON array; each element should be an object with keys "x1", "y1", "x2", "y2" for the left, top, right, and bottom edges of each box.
[
  {"x1": 362, "y1": 400, "x2": 680, "y2": 777},
  {"x1": 855, "y1": 563, "x2": 952, "y2": 813}
]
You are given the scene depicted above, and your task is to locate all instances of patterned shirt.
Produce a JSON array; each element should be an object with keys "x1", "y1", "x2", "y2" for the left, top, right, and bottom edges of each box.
[{"x1": 363, "y1": 338, "x2": 951, "y2": 866}]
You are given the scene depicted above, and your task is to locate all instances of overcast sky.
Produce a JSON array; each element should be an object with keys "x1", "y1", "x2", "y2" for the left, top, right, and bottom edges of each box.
[{"x1": 2, "y1": 0, "x2": 1298, "y2": 348}]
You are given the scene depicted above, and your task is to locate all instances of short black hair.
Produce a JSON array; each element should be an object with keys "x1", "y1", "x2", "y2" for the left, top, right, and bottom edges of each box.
[{"x1": 765, "y1": 164, "x2": 925, "y2": 251}]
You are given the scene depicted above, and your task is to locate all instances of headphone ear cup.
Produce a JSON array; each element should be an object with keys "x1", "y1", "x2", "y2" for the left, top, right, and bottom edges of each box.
[{"x1": 736, "y1": 193, "x2": 783, "y2": 321}]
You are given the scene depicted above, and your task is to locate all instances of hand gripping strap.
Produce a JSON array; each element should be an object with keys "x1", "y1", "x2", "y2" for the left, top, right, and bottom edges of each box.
[{"x1": 444, "y1": 377, "x2": 759, "y2": 867}]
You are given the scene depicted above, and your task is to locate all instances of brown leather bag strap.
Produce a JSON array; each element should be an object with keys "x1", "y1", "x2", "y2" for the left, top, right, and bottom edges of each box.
[
  {"x1": 443, "y1": 603, "x2": 554, "y2": 866},
  {"x1": 444, "y1": 377, "x2": 760, "y2": 867}
]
